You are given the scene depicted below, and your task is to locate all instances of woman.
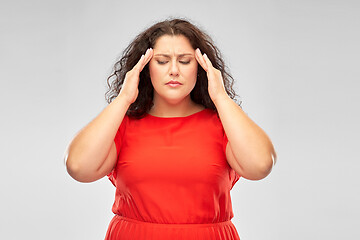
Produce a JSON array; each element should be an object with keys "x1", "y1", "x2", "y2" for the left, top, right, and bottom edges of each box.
[{"x1": 65, "y1": 18, "x2": 277, "y2": 240}]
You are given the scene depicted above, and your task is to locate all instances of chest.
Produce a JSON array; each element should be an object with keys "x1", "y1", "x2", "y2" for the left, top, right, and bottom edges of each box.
[{"x1": 115, "y1": 120, "x2": 230, "y2": 187}]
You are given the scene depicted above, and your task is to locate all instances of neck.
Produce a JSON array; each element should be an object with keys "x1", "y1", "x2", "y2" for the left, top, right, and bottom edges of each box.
[{"x1": 148, "y1": 95, "x2": 204, "y2": 117}]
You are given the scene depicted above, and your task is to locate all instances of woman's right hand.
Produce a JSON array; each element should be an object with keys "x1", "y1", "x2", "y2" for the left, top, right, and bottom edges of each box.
[
  {"x1": 119, "y1": 48, "x2": 153, "y2": 104},
  {"x1": 65, "y1": 48, "x2": 153, "y2": 183}
]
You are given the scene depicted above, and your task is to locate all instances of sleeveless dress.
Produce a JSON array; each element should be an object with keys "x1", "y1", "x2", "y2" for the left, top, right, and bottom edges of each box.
[{"x1": 105, "y1": 108, "x2": 241, "y2": 239}]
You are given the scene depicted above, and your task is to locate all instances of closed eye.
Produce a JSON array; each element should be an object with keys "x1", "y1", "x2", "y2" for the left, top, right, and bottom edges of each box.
[
  {"x1": 179, "y1": 61, "x2": 190, "y2": 64},
  {"x1": 157, "y1": 60, "x2": 168, "y2": 65}
]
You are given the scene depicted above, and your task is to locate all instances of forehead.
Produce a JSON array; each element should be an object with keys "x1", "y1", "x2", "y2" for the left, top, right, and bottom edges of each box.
[{"x1": 153, "y1": 34, "x2": 194, "y2": 53}]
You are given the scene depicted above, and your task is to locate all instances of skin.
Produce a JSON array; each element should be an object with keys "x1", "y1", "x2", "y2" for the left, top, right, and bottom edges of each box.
[
  {"x1": 148, "y1": 34, "x2": 204, "y2": 117},
  {"x1": 64, "y1": 49, "x2": 154, "y2": 182},
  {"x1": 194, "y1": 48, "x2": 277, "y2": 180},
  {"x1": 65, "y1": 34, "x2": 276, "y2": 183}
]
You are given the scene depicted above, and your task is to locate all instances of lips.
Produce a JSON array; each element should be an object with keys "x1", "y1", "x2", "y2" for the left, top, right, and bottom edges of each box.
[
  {"x1": 166, "y1": 80, "x2": 182, "y2": 88},
  {"x1": 166, "y1": 80, "x2": 182, "y2": 85}
]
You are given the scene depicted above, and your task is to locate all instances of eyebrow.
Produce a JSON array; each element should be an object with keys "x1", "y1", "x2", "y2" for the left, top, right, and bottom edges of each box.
[{"x1": 154, "y1": 53, "x2": 194, "y2": 58}]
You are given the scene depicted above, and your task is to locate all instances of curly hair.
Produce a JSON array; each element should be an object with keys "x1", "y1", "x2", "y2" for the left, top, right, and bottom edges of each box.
[{"x1": 106, "y1": 18, "x2": 241, "y2": 118}]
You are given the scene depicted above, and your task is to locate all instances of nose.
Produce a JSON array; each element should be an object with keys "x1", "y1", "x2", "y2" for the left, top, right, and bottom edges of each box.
[{"x1": 169, "y1": 60, "x2": 179, "y2": 77}]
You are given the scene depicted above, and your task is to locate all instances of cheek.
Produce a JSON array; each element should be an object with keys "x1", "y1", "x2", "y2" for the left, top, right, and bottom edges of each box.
[
  {"x1": 183, "y1": 64, "x2": 198, "y2": 81},
  {"x1": 149, "y1": 61, "x2": 163, "y2": 81},
  {"x1": 148, "y1": 62, "x2": 156, "y2": 79}
]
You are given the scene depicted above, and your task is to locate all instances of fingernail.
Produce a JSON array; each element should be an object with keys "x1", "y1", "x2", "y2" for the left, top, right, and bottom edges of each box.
[{"x1": 203, "y1": 53, "x2": 207, "y2": 58}]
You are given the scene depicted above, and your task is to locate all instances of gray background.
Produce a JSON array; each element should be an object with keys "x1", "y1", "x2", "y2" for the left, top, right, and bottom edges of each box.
[{"x1": 1, "y1": 0, "x2": 359, "y2": 239}]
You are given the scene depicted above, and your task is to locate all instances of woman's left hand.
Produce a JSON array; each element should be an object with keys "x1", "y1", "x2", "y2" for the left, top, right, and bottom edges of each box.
[{"x1": 195, "y1": 48, "x2": 228, "y2": 103}]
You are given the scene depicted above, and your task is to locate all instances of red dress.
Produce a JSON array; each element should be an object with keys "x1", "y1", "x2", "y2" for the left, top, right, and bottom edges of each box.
[{"x1": 105, "y1": 108, "x2": 241, "y2": 239}]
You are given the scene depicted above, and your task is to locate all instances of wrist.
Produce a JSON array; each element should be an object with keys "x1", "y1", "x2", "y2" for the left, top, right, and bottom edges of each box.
[
  {"x1": 114, "y1": 93, "x2": 132, "y2": 108},
  {"x1": 212, "y1": 93, "x2": 230, "y2": 106}
]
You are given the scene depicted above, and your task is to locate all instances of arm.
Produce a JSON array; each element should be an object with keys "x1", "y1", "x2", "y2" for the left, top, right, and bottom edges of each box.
[
  {"x1": 195, "y1": 48, "x2": 277, "y2": 181},
  {"x1": 214, "y1": 94, "x2": 276, "y2": 180},
  {"x1": 65, "y1": 95, "x2": 131, "y2": 183},
  {"x1": 65, "y1": 48, "x2": 153, "y2": 183}
]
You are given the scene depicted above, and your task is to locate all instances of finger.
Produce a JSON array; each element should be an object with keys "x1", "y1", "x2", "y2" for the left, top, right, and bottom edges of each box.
[
  {"x1": 133, "y1": 48, "x2": 152, "y2": 72},
  {"x1": 203, "y1": 53, "x2": 214, "y2": 69},
  {"x1": 133, "y1": 54, "x2": 145, "y2": 72},
  {"x1": 203, "y1": 53, "x2": 223, "y2": 82},
  {"x1": 140, "y1": 48, "x2": 153, "y2": 72},
  {"x1": 195, "y1": 48, "x2": 208, "y2": 71}
]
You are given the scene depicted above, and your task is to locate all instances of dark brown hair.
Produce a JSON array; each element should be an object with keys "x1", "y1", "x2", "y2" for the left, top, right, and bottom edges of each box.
[{"x1": 106, "y1": 18, "x2": 241, "y2": 118}]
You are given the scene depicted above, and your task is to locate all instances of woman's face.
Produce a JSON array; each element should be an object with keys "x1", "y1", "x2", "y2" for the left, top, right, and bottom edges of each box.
[{"x1": 149, "y1": 34, "x2": 198, "y2": 105}]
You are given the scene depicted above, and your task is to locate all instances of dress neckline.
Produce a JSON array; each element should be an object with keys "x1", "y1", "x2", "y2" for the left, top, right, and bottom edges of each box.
[{"x1": 145, "y1": 108, "x2": 209, "y2": 119}]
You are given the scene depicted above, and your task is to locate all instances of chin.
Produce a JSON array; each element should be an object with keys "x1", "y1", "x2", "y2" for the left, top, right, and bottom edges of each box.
[
  {"x1": 164, "y1": 97, "x2": 187, "y2": 105},
  {"x1": 160, "y1": 93, "x2": 190, "y2": 105}
]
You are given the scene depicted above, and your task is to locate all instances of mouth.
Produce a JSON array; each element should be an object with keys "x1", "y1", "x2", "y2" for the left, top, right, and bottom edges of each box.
[{"x1": 166, "y1": 80, "x2": 182, "y2": 87}]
